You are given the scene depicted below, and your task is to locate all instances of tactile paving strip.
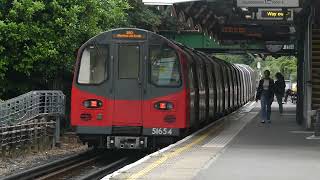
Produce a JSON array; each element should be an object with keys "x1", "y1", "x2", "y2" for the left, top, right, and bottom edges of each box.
[{"x1": 202, "y1": 112, "x2": 258, "y2": 148}]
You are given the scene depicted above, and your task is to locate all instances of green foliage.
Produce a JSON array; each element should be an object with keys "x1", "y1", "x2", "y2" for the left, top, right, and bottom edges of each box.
[
  {"x1": 260, "y1": 56, "x2": 297, "y2": 82},
  {"x1": 215, "y1": 54, "x2": 255, "y2": 66},
  {"x1": 0, "y1": 0, "x2": 130, "y2": 98},
  {"x1": 126, "y1": 0, "x2": 162, "y2": 30}
]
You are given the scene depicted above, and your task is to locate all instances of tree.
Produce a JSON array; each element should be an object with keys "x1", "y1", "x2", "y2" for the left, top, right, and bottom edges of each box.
[
  {"x1": 261, "y1": 56, "x2": 297, "y2": 82},
  {"x1": 0, "y1": 0, "x2": 130, "y2": 98},
  {"x1": 126, "y1": 0, "x2": 162, "y2": 30}
]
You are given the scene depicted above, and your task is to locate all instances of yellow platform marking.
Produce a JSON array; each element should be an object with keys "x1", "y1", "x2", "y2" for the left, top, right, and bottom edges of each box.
[{"x1": 126, "y1": 123, "x2": 224, "y2": 180}]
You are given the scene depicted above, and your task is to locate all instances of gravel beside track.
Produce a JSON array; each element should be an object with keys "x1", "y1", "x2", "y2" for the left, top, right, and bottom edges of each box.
[{"x1": 0, "y1": 138, "x2": 88, "y2": 177}]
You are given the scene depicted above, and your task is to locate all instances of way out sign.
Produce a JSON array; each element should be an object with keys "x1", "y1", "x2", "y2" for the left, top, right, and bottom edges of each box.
[
  {"x1": 256, "y1": 9, "x2": 294, "y2": 21},
  {"x1": 237, "y1": 0, "x2": 299, "y2": 8}
]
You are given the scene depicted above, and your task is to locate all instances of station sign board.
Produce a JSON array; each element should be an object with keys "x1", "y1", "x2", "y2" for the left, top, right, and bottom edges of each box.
[
  {"x1": 256, "y1": 9, "x2": 294, "y2": 21},
  {"x1": 222, "y1": 26, "x2": 246, "y2": 34},
  {"x1": 221, "y1": 25, "x2": 263, "y2": 40},
  {"x1": 237, "y1": 0, "x2": 299, "y2": 8}
]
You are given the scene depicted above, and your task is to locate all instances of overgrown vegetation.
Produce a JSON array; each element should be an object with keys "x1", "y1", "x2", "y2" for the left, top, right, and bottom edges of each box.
[
  {"x1": 0, "y1": 0, "x2": 132, "y2": 98},
  {"x1": 216, "y1": 54, "x2": 297, "y2": 82}
]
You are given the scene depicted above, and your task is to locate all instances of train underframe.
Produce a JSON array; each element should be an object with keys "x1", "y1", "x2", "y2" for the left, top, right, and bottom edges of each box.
[
  {"x1": 79, "y1": 134, "x2": 180, "y2": 150},
  {"x1": 77, "y1": 127, "x2": 186, "y2": 150}
]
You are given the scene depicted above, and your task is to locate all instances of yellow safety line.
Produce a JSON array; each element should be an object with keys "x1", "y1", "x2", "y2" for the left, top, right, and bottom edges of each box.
[{"x1": 126, "y1": 123, "x2": 224, "y2": 180}]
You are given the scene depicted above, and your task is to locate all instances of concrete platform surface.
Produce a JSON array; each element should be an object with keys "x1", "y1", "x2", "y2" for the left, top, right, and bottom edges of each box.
[
  {"x1": 195, "y1": 103, "x2": 320, "y2": 180},
  {"x1": 104, "y1": 102, "x2": 320, "y2": 180}
]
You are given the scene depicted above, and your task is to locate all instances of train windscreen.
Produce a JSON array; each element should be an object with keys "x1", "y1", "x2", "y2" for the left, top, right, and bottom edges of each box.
[
  {"x1": 78, "y1": 45, "x2": 108, "y2": 84},
  {"x1": 149, "y1": 46, "x2": 181, "y2": 87}
]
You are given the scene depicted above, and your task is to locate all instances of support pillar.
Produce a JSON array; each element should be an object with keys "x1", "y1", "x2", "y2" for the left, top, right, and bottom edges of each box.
[{"x1": 53, "y1": 116, "x2": 61, "y2": 147}]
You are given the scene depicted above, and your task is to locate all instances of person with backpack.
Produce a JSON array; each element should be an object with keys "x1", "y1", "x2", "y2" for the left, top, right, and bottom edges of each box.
[
  {"x1": 256, "y1": 70, "x2": 274, "y2": 123},
  {"x1": 274, "y1": 72, "x2": 286, "y2": 114}
]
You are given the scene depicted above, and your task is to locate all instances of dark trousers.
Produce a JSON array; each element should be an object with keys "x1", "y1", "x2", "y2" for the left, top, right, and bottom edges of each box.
[
  {"x1": 276, "y1": 95, "x2": 283, "y2": 113},
  {"x1": 260, "y1": 94, "x2": 272, "y2": 121}
]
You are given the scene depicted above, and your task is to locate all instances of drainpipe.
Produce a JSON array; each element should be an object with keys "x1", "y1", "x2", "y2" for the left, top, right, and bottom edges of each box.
[{"x1": 306, "y1": 7, "x2": 313, "y2": 129}]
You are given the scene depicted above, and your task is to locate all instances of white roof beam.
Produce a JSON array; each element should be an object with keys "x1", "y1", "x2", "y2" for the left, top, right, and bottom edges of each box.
[{"x1": 143, "y1": 0, "x2": 201, "y2": 5}]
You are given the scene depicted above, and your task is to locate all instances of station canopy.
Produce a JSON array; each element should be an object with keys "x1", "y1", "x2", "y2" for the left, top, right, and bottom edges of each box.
[{"x1": 142, "y1": 0, "x2": 308, "y2": 55}]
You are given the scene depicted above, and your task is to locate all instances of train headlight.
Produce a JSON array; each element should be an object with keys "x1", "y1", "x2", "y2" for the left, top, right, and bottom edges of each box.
[
  {"x1": 83, "y1": 99, "x2": 103, "y2": 108},
  {"x1": 154, "y1": 102, "x2": 174, "y2": 110}
]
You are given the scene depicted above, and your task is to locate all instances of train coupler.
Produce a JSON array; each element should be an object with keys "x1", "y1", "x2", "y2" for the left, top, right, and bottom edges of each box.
[{"x1": 107, "y1": 136, "x2": 148, "y2": 149}]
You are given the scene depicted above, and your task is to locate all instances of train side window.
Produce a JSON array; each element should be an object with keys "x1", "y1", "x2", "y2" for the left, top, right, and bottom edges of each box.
[
  {"x1": 78, "y1": 45, "x2": 108, "y2": 84},
  {"x1": 149, "y1": 45, "x2": 181, "y2": 87}
]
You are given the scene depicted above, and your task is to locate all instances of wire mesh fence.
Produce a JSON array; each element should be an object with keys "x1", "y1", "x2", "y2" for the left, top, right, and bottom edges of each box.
[
  {"x1": 0, "y1": 91, "x2": 65, "y2": 126},
  {"x1": 0, "y1": 91, "x2": 65, "y2": 157}
]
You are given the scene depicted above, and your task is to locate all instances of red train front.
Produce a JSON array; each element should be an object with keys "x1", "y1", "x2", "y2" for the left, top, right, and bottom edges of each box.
[{"x1": 71, "y1": 28, "x2": 189, "y2": 149}]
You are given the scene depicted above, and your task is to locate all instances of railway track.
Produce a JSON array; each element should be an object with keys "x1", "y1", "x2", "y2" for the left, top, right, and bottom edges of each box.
[{"x1": 2, "y1": 150, "x2": 145, "y2": 180}]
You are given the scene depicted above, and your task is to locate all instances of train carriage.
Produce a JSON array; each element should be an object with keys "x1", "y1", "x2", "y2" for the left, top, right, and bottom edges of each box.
[{"x1": 71, "y1": 28, "x2": 256, "y2": 149}]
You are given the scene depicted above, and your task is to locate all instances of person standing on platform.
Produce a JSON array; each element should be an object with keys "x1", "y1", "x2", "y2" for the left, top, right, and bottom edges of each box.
[
  {"x1": 274, "y1": 72, "x2": 286, "y2": 114},
  {"x1": 256, "y1": 70, "x2": 274, "y2": 123}
]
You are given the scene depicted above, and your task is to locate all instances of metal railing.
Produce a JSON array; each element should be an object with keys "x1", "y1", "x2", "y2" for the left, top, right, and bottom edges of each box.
[
  {"x1": 0, "y1": 91, "x2": 65, "y2": 126},
  {"x1": 0, "y1": 91, "x2": 65, "y2": 157}
]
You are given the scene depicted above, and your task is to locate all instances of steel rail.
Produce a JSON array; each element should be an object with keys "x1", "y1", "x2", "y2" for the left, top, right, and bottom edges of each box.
[
  {"x1": 79, "y1": 157, "x2": 130, "y2": 180},
  {"x1": 1, "y1": 149, "x2": 99, "y2": 180},
  {"x1": 35, "y1": 154, "x2": 107, "y2": 180}
]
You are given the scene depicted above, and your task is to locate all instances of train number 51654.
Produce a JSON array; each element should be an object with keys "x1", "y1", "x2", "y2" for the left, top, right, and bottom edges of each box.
[{"x1": 152, "y1": 128, "x2": 173, "y2": 135}]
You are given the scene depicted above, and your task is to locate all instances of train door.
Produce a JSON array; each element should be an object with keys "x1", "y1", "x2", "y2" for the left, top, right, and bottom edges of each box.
[
  {"x1": 182, "y1": 48, "x2": 200, "y2": 128},
  {"x1": 211, "y1": 59, "x2": 221, "y2": 116},
  {"x1": 227, "y1": 65, "x2": 233, "y2": 110},
  {"x1": 219, "y1": 61, "x2": 229, "y2": 111},
  {"x1": 235, "y1": 66, "x2": 243, "y2": 106},
  {"x1": 215, "y1": 60, "x2": 225, "y2": 113},
  {"x1": 199, "y1": 53, "x2": 214, "y2": 121},
  {"x1": 195, "y1": 56, "x2": 206, "y2": 123},
  {"x1": 112, "y1": 43, "x2": 144, "y2": 126},
  {"x1": 231, "y1": 66, "x2": 237, "y2": 108},
  {"x1": 196, "y1": 53, "x2": 209, "y2": 123}
]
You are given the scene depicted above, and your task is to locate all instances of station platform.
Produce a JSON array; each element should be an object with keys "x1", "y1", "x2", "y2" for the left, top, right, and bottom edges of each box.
[{"x1": 104, "y1": 102, "x2": 320, "y2": 180}]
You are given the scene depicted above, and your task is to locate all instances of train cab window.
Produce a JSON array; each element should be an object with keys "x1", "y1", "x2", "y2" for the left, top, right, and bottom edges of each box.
[
  {"x1": 78, "y1": 45, "x2": 108, "y2": 84},
  {"x1": 149, "y1": 46, "x2": 181, "y2": 86}
]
